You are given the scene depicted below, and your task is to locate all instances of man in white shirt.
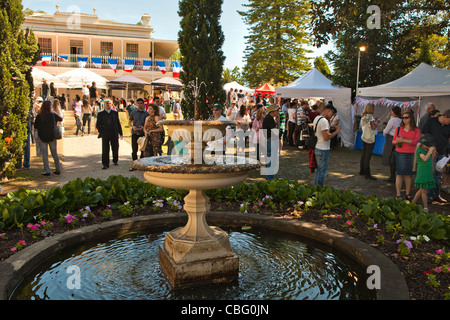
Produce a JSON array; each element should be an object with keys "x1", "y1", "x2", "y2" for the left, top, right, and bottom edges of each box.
[{"x1": 313, "y1": 105, "x2": 341, "y2": 186}]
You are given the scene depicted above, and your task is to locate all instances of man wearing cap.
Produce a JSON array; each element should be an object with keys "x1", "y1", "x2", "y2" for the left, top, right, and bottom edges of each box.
[
  {"x1": 313, "y1": 105, "x2": 342, "y2": 186},
  {"x1": 211, "y1": 103, "x2": 228, "y2": 121},
  {"x1": 262, "y1": 104, "x2": 280, "y2": 180}
]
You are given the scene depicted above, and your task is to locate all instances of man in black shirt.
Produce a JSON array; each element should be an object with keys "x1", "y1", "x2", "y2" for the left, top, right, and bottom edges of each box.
[
  {"x1": 89, "y1": 81, "x2": 98, "y2": 106},
  {"x1": 262, "y1": 104, "x2": 280, "y2": 180},
  {"x1": 421, "y1": 109, "x2": 450, "y2": 203},
  {"x1": 96, "y1": 99, "x2": 123, "y2": 169},
  {"x1": 42, "y1": 80, "x2": 49, "y2": 101}
]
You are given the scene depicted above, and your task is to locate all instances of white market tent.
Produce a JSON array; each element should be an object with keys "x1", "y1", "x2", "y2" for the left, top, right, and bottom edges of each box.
[
  {"x1": 357, "y1": 63, "x2": 450, "y2": 121},
  {"x1": 275, "y1": 68, "x2": 353, "y2": 147},
  {"x1": 224, "y1": 81, "x2": 254, "y2": 94},
  {"x1": 56, "y1": 68, "x2": 108, "y2": 89},
  {"x1": 32, "y1": 67, "x2": 70, "y2": 89}
]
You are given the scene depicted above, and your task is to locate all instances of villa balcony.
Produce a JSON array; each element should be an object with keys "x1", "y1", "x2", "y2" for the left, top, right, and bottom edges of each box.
[{"x1": 40, "y1": 53, "x2": 179, "y2": 73}]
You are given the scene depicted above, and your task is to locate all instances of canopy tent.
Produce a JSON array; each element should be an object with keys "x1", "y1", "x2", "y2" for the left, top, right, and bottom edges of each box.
[
  {"x1": 108, "y1": 75, "x2": 151, "y2": 98},
  {"x1": 151, "y1": 77, "x2": 184, "y2": 91},
  {"x1": 56, "y1": 68, "x2": 108, "y2": 89},
  {"x1": 223, "y1": 81, "x2": 254, "y2": 94},
  {"x1": 255, "y1": 83, "x2": 275, "y2": 95},
  {"x1": 275, "y1": 68, "x2": 353, "y2": 147},
  {"x1": 31, "y1": 67, "x2": 69, "y2": 89},
  {"x1": 356, "y1": 63, "x2": 450, "y2": 123}
]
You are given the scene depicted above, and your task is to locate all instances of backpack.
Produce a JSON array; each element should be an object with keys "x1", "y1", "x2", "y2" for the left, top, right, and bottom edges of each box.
[{"x1": 307, "y1": 116, "x2": 324, "y2": 149}]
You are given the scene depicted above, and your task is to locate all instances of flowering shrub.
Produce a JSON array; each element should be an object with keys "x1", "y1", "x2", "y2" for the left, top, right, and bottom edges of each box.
[
  {"x1": 167, "y1": 198, "x2": 183, "y2": 212},
  {"x1": 396, "y1": 238, "x2": 413, "y2": 256},
  {"x1": 60, "y1": 214, "x2": 78, "y2": 228},
  {"x1": 118, "y1": 202, "x2": 133, "y2": 217},
  {"x1": 10, "y1": 240, "x2": 27, "y2": 252},
  {"x1": 27, "y1": 221, "x2": 54, "y2": 238}
]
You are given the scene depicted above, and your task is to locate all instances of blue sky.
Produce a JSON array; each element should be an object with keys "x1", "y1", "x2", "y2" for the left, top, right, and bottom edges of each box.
[{"x1": 22, "y1": 0, "x2": 331, "y2": 70}]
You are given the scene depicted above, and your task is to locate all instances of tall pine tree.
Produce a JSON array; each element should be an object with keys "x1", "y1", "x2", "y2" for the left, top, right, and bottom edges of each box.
[
  {"x1": 178, "y1": 0, "x2": 226, "y2": 120},
  {"x1": 239, "y1": 0, "x2": 312, "y2": 88},
  {"x1": 0, "y1": 0, "x2": 39, "y2": 178}
]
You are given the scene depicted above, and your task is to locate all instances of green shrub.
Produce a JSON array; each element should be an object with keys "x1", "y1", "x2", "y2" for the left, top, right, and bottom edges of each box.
[{"x1": 0, "y1": 177, "x2": 449, "y2": 241}]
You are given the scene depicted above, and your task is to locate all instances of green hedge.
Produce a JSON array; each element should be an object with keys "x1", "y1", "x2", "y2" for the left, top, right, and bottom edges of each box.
[{"x1": 1, "y1": 176, "x2": 449, "y2": 240}]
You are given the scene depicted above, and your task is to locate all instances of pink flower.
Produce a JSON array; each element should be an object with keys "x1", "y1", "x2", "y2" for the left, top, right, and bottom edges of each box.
[
  {"x1": 346, "y1": 220, "x2": 352, "y2": 226},
  {"x1": 18, "y1": 240, "x2": 27, "y2": 246},
  {"x1": 434, "y1": 267, "x2": 442, "y2": 273},
  {"x1": 10, "y1": 247, "x2": 17, "y2": 252},
  {"x1": 436, "y1": 249, "x2": 444, "y2": 255}
]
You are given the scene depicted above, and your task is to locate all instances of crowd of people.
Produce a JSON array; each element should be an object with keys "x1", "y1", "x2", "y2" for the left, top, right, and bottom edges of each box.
[
  {"x1": 15, "y1": 82, "x2": 450, "y2": 213},
  {"x1": 370, "y1": 103, "x2": 450, "y2": 211}
]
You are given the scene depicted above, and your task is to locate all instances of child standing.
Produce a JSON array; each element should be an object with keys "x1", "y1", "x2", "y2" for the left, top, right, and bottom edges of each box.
[{"x1": 412, "y1": 134, "x2": 437, "y2": 211}]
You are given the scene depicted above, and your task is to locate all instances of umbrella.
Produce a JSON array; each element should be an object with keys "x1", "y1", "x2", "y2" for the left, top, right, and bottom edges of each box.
[
  {"x1": 56, "y1": 68, "x2": 108, "y2": 89},
  {"x1": 108, "y1": 75, "x2": 151, "y2": 98},
  {"x1": 31, "y1": 67, "x2": 70, "y2": 89},
  {"x1": 255, "y1": 83, "x2": 275, "y2": 95},
  {"x1": 151, "y1": 77, "x2": 184, "y2": 91}
]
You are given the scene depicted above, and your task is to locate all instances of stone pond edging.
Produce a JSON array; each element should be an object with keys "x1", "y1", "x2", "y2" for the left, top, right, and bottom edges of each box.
[{"x1": 0, "y1": 212, "x2": 410, "y2": 300}]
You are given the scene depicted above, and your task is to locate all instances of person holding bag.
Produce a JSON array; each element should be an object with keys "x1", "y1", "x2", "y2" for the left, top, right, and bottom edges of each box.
[
  {"x1": 393, "y1": 110, "x2": 420, "y2": 200},
  {"x1": 359, "y1": 103, "x2": 379, "y2": 180},
  {"x1": 34, "y1": 101, "x2": 62, "y2": 176}
]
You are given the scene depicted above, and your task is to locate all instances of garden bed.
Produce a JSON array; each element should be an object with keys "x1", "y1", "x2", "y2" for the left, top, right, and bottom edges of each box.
[{"x1": 0, "y1": 176, "x2": 449, "y2": 300}]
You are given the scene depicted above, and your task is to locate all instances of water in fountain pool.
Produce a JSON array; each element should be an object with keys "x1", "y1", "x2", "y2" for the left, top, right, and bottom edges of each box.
[{"x1": 11, "y1": 228, "x2": 376, "y2": 300}]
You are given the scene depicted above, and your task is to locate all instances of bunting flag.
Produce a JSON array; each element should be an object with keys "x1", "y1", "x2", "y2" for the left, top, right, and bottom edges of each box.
[
  {"x1": 142, "y1": 60, "x2": 152, "y2": 71},
  {"x1": 124, "y1": 59, "x2": 135, "y2": 73},
  {"x1": 41, "y1": 55, "x2": 52, "y2": 66},
  {"x1": 91, "y1": 57, "x2": 102, "y2": 69},
  {"x1": 108, "y1": 58, "x2": 118, "y2": 74},
  {"x1": 78, "y1": 57, "x2": 88, "y2": 68},
  {"x1": 156, "y1": 61, "x2": 166, "y2": 74},
  {"x1": 172, "y1": 62, "x2": 182, "y2": 78},
  {"x1": 58, "y1": 55, "x2": 68, "y2": 62},
  {"x1": 353, "y1": 96, "x2": 419, "y2": 115}
]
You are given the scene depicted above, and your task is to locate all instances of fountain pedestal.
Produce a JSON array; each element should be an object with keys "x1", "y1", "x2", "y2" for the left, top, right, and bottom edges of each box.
[{"x1": 159, "y1": 190, "x2": 239, "y2": 287}]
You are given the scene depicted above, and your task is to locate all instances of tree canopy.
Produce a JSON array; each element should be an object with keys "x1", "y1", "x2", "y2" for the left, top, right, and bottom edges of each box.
[
  {"x1": 238, "y1": 0, "x2": 312, "y2": 88},
  {"x1": 178, "y1": 0, "x2": 226, "y2": 120},
  {"x1": 0, "y1": 0, "x2": 39, "y2": 178},
  {"x1": 310, "y1": 0, "x2": 450, "y2": 95}
]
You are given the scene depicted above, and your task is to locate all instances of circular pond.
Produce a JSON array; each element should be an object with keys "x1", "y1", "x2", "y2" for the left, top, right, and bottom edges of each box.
[{"x1": 11, "y1": 228, "x2": 376, "y2": 300}]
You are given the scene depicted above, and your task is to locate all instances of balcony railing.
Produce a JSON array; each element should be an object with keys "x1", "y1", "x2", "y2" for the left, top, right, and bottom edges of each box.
[{"x1": 40, "y1": 53, "x2": 179, "y2": 73}]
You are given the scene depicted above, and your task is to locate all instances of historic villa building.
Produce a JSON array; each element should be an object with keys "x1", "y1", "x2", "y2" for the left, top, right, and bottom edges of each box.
[{"x1": 23, "y1": 5, "x2": 180, "y2": 100}]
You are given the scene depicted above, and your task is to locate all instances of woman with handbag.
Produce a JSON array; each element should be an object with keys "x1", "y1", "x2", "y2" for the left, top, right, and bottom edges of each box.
[
  {"x1": 393, "y1": 110, "x2": 420, "y2": 200},
  {"x1": 34, "y1": 101, "x2": 62, "y2": 176},
  {"x1": 359, "y1": 103, "x2": 380, "y2": 180}
]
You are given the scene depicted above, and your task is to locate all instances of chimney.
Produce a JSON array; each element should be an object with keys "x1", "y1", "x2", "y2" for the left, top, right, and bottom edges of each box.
[{"x1": 141, "y1": 14, "x2": 151, "y2": 26}]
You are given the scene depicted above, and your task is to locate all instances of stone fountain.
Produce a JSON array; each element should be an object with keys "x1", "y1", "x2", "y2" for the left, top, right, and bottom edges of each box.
[{"x1": 132, "y1": 120, "x2": 259, "y2": 288}]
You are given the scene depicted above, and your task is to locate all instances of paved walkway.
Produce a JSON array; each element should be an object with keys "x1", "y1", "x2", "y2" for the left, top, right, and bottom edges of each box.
[{"x1": 1, "y1": 134, "x2": 145, "y2": 193}]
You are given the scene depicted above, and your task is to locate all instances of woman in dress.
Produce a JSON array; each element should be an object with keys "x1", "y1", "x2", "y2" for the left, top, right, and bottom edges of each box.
[
  {"x1": 393, "y1": 110, "x2": 421, "y2": 200},
  {"x1": 382, "y1": 106, "x2": 402, "y2": 182},
  {"x1": 144, "y1": 103, "x2": 164, "y2": 157}
]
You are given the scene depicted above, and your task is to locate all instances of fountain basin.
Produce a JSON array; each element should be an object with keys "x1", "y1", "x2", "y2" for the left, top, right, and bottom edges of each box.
[{"x1": 4, "y1": 213, "x2": 410, "y2": 300}]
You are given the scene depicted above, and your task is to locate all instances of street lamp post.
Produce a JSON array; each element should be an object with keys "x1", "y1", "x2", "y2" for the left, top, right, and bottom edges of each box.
[{"x1": 356, "y1": 46, "x2": 366, "y2": 96}]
